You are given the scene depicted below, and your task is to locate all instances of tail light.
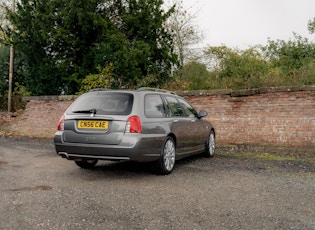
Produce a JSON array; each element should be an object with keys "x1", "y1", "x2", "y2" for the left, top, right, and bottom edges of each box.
[
  {"x1": 126, "y1": 116, "x2": 142, "y2": 133},
  {"x1": 57, "y1": 115, "x2": 65, "y2": 131}
]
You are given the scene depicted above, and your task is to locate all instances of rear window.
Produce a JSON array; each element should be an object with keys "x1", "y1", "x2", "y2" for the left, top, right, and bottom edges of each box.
[{"x1": 67, "y1": 92, "x2": 133, "y2": 115}]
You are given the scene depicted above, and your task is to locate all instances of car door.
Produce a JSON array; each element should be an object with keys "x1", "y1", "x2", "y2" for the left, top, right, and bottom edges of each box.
[
  {"x1": 164, "y1": 96, "x2": 196, "y2": 156},
  {"x1": 177, "y1": 97, "x2": 209, "y2": 151}
]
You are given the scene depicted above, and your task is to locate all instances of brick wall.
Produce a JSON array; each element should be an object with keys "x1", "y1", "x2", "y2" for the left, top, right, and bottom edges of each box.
[
  {"x1": 2, "y1": 86, "x2": 315, "y2": 147},
  {"x1": 6, "y1": 96, "x2": 76, "y2": 138},
  {"x1": 182, "y1": 86, "x2": 315, "y2": 147}
]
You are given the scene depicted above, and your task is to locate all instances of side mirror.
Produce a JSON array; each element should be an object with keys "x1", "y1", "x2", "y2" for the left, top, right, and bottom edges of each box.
[{"x1": 198, "y1": 110, "x2": 208, "y2": 118}]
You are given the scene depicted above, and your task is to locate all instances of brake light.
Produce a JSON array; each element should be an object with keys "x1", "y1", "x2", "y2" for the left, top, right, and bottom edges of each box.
[
  {"x1": 57, "y1": 114, "x2": 65, "y2": 131},
  {"x1": 126, "y1": 116, "x2": 142, "y2": 133}
]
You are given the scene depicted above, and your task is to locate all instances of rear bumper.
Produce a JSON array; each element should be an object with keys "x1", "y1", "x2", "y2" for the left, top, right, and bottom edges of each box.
[{"x1": 54, "y1": 131, "x2": 165, "y2": 162}]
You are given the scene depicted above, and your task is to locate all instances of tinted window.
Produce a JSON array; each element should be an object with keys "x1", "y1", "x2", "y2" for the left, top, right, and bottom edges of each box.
[
  {"x1": 67, "y1": 92, "x2": 133, "y2": 115},
  {"x1": 145, "y1": 95, "x2": 166, "y2": 118},
  {"x1": 178, "y1": 98, "x2": 197, "y2": 118},
  {"x1": 165, "y1": 96, "x2": 184, "y2": 117}
]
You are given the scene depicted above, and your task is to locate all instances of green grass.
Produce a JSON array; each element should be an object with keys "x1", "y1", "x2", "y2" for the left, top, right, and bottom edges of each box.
[{"x1": 217, "y1": 145, "x2": 315, "y2": 166}]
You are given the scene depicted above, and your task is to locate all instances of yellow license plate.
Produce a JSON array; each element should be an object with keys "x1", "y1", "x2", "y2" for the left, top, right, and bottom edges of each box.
[{"x1": 78, "y1": 120, "x2": 108, "y2": 129}]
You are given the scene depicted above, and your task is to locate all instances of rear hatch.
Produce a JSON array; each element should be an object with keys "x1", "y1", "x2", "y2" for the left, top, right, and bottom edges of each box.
[{"x1": 63, "y1": 91, "x2": 134, "y2": 145}]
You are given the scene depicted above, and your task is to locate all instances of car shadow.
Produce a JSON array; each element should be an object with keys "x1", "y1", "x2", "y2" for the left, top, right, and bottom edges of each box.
[
  {"x1": 94, "y1": 160, "x2": 154, "y2": 175},
  {"x1": 81, "y1": 154, "x2": 205, "y2": 176},
  {"x1": 66, "y1": 155, "x2": 204, "y2": 179}
]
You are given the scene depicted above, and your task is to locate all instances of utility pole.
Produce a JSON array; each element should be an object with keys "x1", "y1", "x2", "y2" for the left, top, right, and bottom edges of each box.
[{"x1": 8, "y1": 0, "x2": 15, "y2": 114}]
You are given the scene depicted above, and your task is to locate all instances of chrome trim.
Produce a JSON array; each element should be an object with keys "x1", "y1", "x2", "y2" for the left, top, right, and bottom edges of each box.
[{"x1": 58, "y1": 152, "x2": 130, "y2": 161}]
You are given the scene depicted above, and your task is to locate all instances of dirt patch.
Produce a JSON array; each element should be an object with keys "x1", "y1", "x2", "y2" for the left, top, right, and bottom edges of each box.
[
  {"x1": 0, "y1": 112, "x2": 12, "y2": 136},
  {"x1": 0, "y1": 160, "x2": 8, "y2": 166},
  {"x1": 0, "y1": 112, "x2": 11, "y2": 124},
  {"x1": 0, "y1": 112, "x2": 14, "y2": 137}
]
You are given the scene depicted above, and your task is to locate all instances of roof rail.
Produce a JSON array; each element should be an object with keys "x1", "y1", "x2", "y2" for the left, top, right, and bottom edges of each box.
[
  {"x1": 89, "y1": 88, "x2": 111, "y2": 92},
  {"x1": 137, "y1": 87, "x2": 177, "y2": 95}
]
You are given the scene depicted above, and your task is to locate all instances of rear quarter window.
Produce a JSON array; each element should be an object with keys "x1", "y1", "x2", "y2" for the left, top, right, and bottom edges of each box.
[{"x1": 144, "y1": 94, "x2": 166, "y2": 118}]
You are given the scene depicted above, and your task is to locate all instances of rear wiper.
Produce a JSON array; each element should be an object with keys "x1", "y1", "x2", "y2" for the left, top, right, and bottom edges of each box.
[{"x1": 72, "y1": 109, "x2": 97, "y2": 114}]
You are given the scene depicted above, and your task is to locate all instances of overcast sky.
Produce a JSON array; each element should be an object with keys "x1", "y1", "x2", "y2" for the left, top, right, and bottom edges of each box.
[{"x1": 182, "y1": 0, "x2": 315, "y2": 49}]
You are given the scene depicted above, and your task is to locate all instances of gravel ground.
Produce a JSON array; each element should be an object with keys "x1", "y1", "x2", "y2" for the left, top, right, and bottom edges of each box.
[{"x1": 0, "y1": 137, "x2": 314, "y2": 230}]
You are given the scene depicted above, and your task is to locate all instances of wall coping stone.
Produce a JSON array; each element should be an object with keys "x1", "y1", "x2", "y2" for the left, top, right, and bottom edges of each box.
[
  {"x1": 22, "y1": 85, "x2": 315, "y2": 101},
  {"x1": 179, "y1": 85, "x2": 315, "y2": 97},
  {"x1": 23, "y1": 95, "x2": 79, "y2": 101}
]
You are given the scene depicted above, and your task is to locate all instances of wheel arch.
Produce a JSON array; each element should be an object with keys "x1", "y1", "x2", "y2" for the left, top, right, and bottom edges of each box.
[
  {"x1": 211, "y1": 128, "x2": 215, "y2": 137},
  {"x1": 167, "y1": 133, "x2": 177, "y2": 147}
]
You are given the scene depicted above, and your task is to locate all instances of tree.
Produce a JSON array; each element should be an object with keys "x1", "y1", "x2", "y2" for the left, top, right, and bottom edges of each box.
[
  {"x1": 178, "y1": 61, "x2": 210, "y2": 90},
  {"x1": 0, "y1": 0, "x2": 10, "y2": 94},
  {"x1": 308, "y1": 18, "x2": 315, "y2": 34},
  {"x1": 0, "y1": 0, "x2": 11, "y2": 30},
  {"x1": 100, "y1": 0, "x2": 178, "y2": 88},
  {"x1": 262, "y1": 33, "x2": 315, "y2": 75},
  {"x1": 2, "y1": 0, "x2": 178, "y2": 95},
  {"x1": 78, "y1": 64, "x2": 114, "y2": 94},
  {"x1": 0, "y1": 46, "x2": 9, "y2": 93},
  {"x1": 2, "y1": 0, "x2": 68, "y2": 95},
  {"x1": 204, "y1": 45, "x2": 269, "y2": 89},
  {"x1": 165, "y1": 0, "x2": 202, "y2": 67}
]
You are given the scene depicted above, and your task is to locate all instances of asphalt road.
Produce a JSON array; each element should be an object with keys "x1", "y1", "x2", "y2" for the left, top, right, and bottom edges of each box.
[{"x1": 0, "y1": 137, "x2": 315, "y2": 230}]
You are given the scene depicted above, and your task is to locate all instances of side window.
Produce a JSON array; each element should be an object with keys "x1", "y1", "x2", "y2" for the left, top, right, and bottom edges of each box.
[
  {"x1": 178, "y1": 98, "x2": 197, "y2": 118},
  {"x1": 165, "y1": 96, "x2": 185, "y2": 117},
  {"x1": 144, "y1": 95, "x2": 166, "y2": 118}
]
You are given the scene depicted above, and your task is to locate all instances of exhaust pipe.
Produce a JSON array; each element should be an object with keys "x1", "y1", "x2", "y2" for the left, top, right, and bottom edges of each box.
[{"x1": 58, "y1": 152, "x2": 69, "y2": 159}]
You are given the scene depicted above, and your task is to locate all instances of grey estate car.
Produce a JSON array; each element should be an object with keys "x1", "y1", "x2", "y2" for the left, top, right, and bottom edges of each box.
[{"x1": 54, "y1": 88, "x2": 215, "y2": 175}]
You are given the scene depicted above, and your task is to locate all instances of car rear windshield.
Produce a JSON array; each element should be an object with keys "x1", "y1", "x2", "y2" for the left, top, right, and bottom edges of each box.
[{"x1": 67, "y1": 92, "x2": 133, "y2": 115}]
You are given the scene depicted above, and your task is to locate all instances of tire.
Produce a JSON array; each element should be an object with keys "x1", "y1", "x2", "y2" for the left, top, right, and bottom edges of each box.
[
  {"x1": 205, "y1": 130, "x2": 215, "y2": 158},
  {"x1": 75, "y1": 159, "x2": 98, "y2": 169},
  {"x1": 154, "y1": 137, "x2": 176, "y2": 175}
]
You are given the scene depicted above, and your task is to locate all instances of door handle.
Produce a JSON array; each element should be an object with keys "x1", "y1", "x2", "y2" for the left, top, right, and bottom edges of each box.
[{"x1": 173, "y1": 119, "x2": 179, "y2": 123}]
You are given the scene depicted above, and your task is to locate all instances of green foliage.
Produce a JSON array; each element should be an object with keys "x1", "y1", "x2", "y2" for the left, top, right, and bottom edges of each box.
[
  {"x1": 176, "y1": 61, "x2": 211, "y2": 90},
  {"x1": 103, "y1": 0, "x2": 177, "y2": 88},
  {"x1": 0, "y1": 45, "x2": 9, "y2": 93},
  {"x1": 176, "y1": 32, "x2": 315, "y2": 91},
  {"x1": 0, "y1": 82, "x2": 30, "y2": 112},
  {"x1": 204, "y1": 46, "x2": 269, "y2": 89},
  {"x1": 1, "y1": 0, "x2": 314, "y2": 94},
  {"x1": 78, "y1": 64, "x2": 114, "y2": 94},
  {"x1": 2, "y1": 0, "x2": 67, "y2": 95},
  {"x1": 260, "y1": 34, "x2": 315, "y2": 87},
  {"x1": 1, "y1": 0, "x2": 177, "y2": 95},
  {"x1": 0, "y1": 45, "x2": 9, "y2": 111},
  {"x1": 11, "y1": 82, "x2": 31, "y2": 111},
  {"x1": 308, "y1": 18, "x2": 315, "y2": 34},
  {"x1": 263, "y1": 34, "x2": 315, "y2": 74}
]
